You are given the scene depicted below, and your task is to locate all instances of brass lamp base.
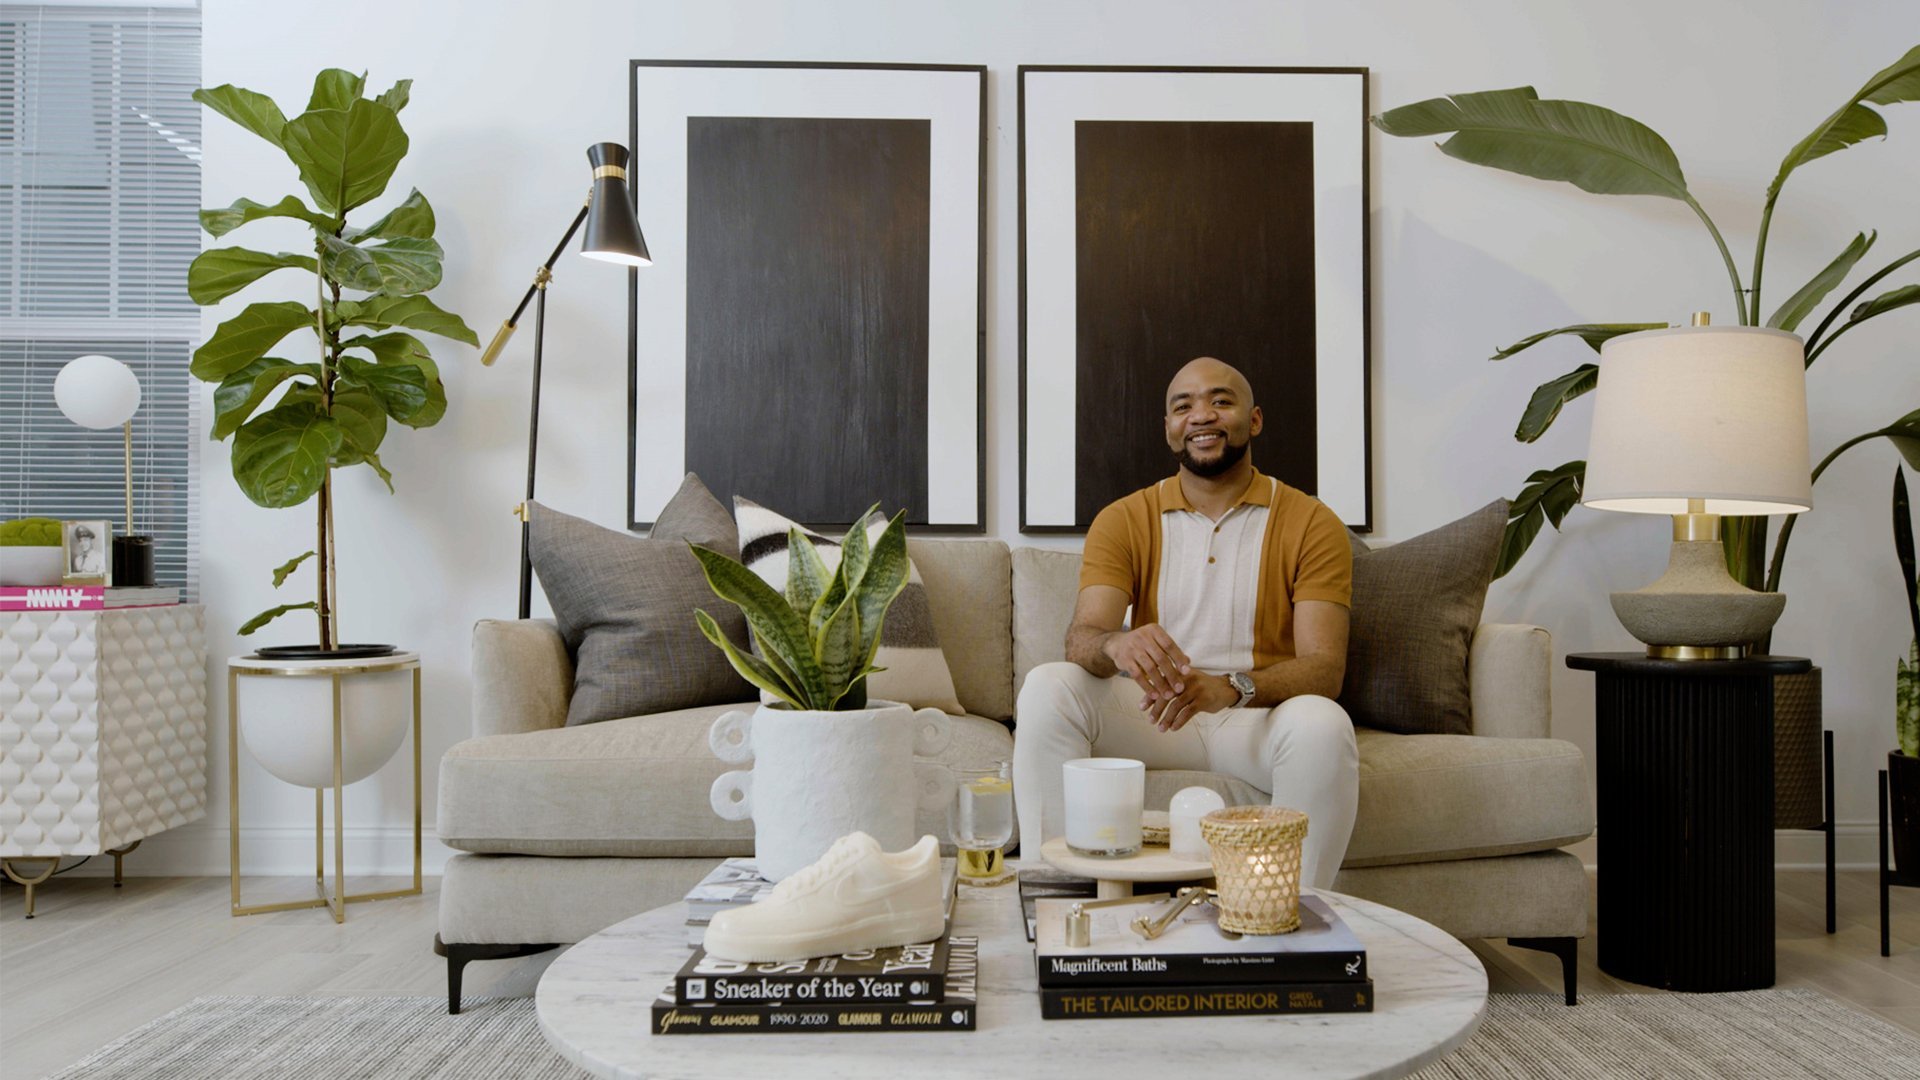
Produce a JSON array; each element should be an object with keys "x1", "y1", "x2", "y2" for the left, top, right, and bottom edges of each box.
[{"x1": 1610, "y1": 511, "x2": 1784, "y2": 661}]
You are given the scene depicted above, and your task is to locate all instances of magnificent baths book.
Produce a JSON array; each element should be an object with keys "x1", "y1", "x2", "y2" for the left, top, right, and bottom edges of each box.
[
  {"x1": 1033, "y1": 893, "x2": 1366, "y2": 987},
  {"x1": 651, "y1": 936, "x2": 977, "y2": 1034}
]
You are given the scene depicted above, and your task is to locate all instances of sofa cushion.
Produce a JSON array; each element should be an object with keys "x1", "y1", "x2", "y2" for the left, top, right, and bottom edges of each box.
[
  {"x1": 735, "y1": 498, "x2": 964, "y2": 714},
  {"x1": 528, "y1": 474, "x2": 753, "y2": 726},
  {"x1": 909, "y1": 538, "x2": 1014, "y2": 722},
  {"x1": 1341, "y1": 727, "x2": 1592, "y2": 867},
  {"x1": 1339, "y1": 500, "x2": 1506, "y2": 735},
  {"x1": 438, "y1": 703, "x2": 1016, "y2": 858}
]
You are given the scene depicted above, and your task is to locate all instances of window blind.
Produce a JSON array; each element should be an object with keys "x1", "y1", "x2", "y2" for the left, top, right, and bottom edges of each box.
[{"x1": 0, "y1": 3, "x2": 201, "y2": 596}]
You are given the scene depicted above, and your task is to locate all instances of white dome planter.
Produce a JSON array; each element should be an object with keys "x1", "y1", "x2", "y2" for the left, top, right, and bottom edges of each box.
[
  {"x1": 708, "y1": 700, "x2": 951, "y2": 882},
  {"x1": 230, "y1": 652, "x2": 416, "y2": 788}
]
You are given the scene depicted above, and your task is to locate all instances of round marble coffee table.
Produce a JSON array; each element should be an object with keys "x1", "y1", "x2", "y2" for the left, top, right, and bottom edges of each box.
[{"x1": 537, "y1": 880, "x2": 1487, "y2": 1079}]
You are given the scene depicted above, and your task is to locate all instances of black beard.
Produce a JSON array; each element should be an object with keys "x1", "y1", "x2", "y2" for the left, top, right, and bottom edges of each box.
[{"x1": 1175, "y1": 434, "x2": 1249, "y2": 478}]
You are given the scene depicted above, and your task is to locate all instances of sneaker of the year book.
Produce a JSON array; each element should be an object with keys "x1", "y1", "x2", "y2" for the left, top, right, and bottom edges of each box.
[{"x1": 701, "y1": 831, "x2": 945, "y2": 962}]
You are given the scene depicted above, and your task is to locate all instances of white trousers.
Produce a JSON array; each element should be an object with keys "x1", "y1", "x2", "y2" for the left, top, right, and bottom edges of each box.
[{"x1": 1013, "y1": 661, "x2": 1360, "y2": 890}]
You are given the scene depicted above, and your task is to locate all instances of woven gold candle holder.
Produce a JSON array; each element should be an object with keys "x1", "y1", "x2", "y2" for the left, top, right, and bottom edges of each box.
[{"x1": 1200, "y1": 806, "x2": 1308, "y2": 934}]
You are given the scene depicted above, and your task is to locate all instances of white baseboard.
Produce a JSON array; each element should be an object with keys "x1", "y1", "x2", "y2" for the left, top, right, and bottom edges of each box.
[
  {"x1": 30, "y1": 823, "x2": 1883, "y2": 879},
  {"x1": 37, "y1": 823, "x2": 458, "y2": 878}
]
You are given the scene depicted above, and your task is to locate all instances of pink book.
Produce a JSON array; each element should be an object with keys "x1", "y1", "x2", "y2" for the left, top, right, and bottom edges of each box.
[{"x1": 0, "y1": 586, "x2": 178, "y2": 611}]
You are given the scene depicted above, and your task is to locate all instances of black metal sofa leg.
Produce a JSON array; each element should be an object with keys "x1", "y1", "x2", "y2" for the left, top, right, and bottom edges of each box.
[
  {"x1": 434, "y1": 935, "x2": 561, "y2": 1014},
  {"x1": 1507, "y1": 936, "x2": 1579, "y2": 1006}
]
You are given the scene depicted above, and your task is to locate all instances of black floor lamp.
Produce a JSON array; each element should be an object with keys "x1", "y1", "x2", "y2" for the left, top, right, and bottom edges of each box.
[{"x1": 480, "y1": 142, "x2": 651, "y2": 619}]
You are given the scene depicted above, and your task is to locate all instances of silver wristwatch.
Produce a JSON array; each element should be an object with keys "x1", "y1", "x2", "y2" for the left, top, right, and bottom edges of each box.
[{"x1": 1228, "y1": 671, "x2": 1256, "y2": 710}]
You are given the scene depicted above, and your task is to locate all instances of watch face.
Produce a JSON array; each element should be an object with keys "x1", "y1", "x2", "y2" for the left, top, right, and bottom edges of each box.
[{"x1": 1231, "y1": 672, "x2": 1254, "y2": 696}]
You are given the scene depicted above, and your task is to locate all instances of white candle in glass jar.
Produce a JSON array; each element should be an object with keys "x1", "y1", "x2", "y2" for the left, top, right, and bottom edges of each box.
[{"x1": 1063, "y1": 758, "x2": 1145, "y2": 857}]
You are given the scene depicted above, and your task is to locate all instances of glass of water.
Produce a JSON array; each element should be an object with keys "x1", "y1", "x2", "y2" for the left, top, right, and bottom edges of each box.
[{"x1": 950, "y1": 760, "x2": 1015, "y2": 886}]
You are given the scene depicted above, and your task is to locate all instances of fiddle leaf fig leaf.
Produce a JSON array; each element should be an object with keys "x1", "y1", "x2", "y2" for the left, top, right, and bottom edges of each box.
[
  {"x1": 375, "y1": 79, "x2": 412, "y2": 114},
  {"x1": 192, "y1": 84, "x2": 287, "y2": 149},
  {"x1": 239, "y1": 601, "x2": 318, "y2": 636},
  {"x1": 188, "y1": 247, "x2": 317, "y2": 305},
  {"x1": 271, "y1": 551, "x2": 316, "y2": 588},
  {"x1": 281, "y1": 98, "x2": 408, "y2": 215},
  {"x1": 191, "y1": 301, "x2": 316, "y2": 382},
  {"x1": 326, "y1": 387, "x2": 392, "y2": 488},
  {"x1": 337, "y1": 354, "x2": 430, "y2": 423},
  {"x1": 231, "y1": 401, "x2": 341, "y2": 508},
  {"x1": 199, "y1": 195, "x2": 331, "y2": 238},
  {"x1": 336, "y1": 293, "x2": 478, "y2": 346},
  {"x1": 212, "y1": 358, "x2": 321, "y2": 440},
  {"x1": 306, "y1": 69, "x2": 366, "y2": 113},
  {"x1": 347, "y1": 189, "x2": 434, "y2": 241}
]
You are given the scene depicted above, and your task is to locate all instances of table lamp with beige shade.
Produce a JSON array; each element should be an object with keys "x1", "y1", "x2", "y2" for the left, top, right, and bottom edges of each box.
[{"x1": 1583, "y1": 315, "x2": 1812, "y2": 659}]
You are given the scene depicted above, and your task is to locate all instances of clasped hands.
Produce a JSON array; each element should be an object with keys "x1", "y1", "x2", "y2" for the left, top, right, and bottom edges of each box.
[{"x1": 1102, "y1": 624, "x2": 1239, "y2": 732}]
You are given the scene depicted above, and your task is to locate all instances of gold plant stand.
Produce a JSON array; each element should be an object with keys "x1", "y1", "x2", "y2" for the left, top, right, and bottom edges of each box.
[{"x1": 228, "y1": 654, "x2": 422, "y2": 922}]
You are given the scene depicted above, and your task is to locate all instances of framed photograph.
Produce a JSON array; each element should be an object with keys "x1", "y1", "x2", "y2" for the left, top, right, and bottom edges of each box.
[
  {"x1": 1018, "y1": 66, "x2": 1372, "y2": 532},
  {"x1": 628, "y1": 60, "x2": 987, "y2": 531},
  {"x1": 62, "y1": 519, "x2": 110, "y2": 585}
]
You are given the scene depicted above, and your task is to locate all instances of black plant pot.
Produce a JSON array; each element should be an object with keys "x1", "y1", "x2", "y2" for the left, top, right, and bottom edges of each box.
[
  {"x1": 250, "y1": 643, "x2": 397, "y2": 661},
  {"x1": 1893, "y1": 750, "x2": 1920, "y2": 877}
]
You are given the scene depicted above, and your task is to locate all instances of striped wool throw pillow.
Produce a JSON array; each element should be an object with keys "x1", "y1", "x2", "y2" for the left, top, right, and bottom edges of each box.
[{"x1": 733, "y1": 497, "x2": 964, "y2": 715}]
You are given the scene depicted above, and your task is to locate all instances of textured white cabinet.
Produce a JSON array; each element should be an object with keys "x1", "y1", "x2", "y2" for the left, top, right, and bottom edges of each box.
[{"x1": 0, "y1": 606, "x2": 207, "y2": 913}]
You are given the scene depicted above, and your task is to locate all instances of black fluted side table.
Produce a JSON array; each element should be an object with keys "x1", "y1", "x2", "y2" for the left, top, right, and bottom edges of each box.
[{"x1": 1566, "y1": 652, "x2": 1810, "y2": 992}]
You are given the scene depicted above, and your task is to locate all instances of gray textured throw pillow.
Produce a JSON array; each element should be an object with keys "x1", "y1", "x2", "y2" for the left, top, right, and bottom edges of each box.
[
  {"x1": 1337, "y1": 499, "x2": 1507, "y2": 736},
  {"x1": 529, "y1": 474, "x2": 753, "y2": 726}
]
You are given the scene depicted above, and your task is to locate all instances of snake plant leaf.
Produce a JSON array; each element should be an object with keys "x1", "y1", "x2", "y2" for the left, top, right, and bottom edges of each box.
[
  {"x1": 785, "y1": 528, "x2": 831, "y2": 621},
  {"x1": 696, "y1": 610, "x2": 803, "y2": 709},
  {"x1": 751, "y1": 625, "x2": 807, "y2": 705},
  {"x1": 281, "y1": 98, "x2": 408, "y2": 215},
  {"x1": 238, "y1": 601, "x2": 319, "y2": 636},
  {"x1": 375, "y1": 79, "x2": 412, "y2": 114},
  {"x1": 689, "y1": 543, "x2": 829, "y2": 703},
  {"x1": 1516, "y1": 365, "x2": 1597, "y2": 443},
  {"x1": 1496, "y1": 460, "x2": 1585, "y2": 579},
  {"x1": 337, "y1": 355, "x2": 430, "y2": 424},
  {"x1": 346, "y1": 189, "x2": 434, "y2": 242},
  {"x1": 1769, "y1": 45, "x2": 1920, "y2": 199},
  {"x1": 306, "y1": 69, "x2": 366, "y2": 113},
  {"x1": 335, "y1": 294, "x2": 479, "y2": 346},
  {"x1": 231, "y1": 401, "x2": 342, "y2": 508},
  {"x1": 192, "y1": 84, "x2": 287, "y2": 150},
  {"x1": 814, "y1": 596, "x2": 862, "y2": 709},
  {"x1": 191, "y1": 301, "x2": 316, "y2": 382},
  {"x1": 1490, "y1": 323, "x2": 1665, "y2": 361},
  {"x1": 270, "y1": 551, "x2": 316, "y2": 588},
  {"x1": 1896, "y1": 467, "x2": 1920, "y2": 646},
  {"x1": 1769, "y1": 232, "x2": 1876, "y2": 331},
  {"x1": 212, "y1": 358, "x2": 321, "y2": 440},
  {"x1": 1373, "y1": 87, "x2": 1690, "y2": 200},
  {"x1": 199, "y1": 195, "x2": 332, "y2": 238},
  {"x1": 853, "y1": 512, "x2": 912, "y2": 668},
  {"x1": 187, "y1": 248, "x2": 318, "y2": 305}
]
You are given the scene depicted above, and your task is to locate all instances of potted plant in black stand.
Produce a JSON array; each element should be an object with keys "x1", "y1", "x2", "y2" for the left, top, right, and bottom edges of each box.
[{"x1": 1888, "y1": 466, "x2": 1920, "y2": 902}]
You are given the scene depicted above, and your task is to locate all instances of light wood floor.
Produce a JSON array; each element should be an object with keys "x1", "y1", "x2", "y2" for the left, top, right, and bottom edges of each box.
[{"x1": 2, "y1": 869, "x2": 1917, "y2": 1080}]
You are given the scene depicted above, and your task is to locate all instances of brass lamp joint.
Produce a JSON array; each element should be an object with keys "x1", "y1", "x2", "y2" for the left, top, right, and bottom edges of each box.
[
  {"x1": 1673, "y1": 497, "x2": 1719, "y2": 542},
  {"x1": 514, "y1": 502, "x2": 530, "y2": 523},
  {"x1": 533, "y1": 266, "x2": 552, "y2": 290}
]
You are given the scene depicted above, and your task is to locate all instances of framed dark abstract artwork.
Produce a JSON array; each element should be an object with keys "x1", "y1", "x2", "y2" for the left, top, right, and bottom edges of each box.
[
  {"x1": 628, "y1": 61, "x2": 986, "y2": 530},
  {"x1": 1018, "y1": 66, "x2": 1371, "y2": 532}
]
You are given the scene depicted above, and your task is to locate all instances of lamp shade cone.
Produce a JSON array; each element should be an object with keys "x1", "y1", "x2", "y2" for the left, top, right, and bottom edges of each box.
[{"x1": 582, "y1": 142, "x2": 651, "y2": 267}]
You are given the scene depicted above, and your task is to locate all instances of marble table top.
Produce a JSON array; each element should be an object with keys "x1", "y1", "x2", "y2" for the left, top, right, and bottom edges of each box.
[{"x1": 537, "y1": 881, "x2": 1486, "y2": 1080}]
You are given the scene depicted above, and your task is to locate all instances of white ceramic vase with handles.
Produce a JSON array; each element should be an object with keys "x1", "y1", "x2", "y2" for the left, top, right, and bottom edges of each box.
[{"x1": 708, "y1": 699, "x2": 952, "y2": 882}]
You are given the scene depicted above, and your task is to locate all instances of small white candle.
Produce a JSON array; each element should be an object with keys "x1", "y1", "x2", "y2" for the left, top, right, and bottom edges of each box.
[
  {"x1": 1063, "y1": 758, "x2": 1145, "y2": 856},
  {"x1": 1169, "y1": 786, "x2": 1226, "y2": 859}
]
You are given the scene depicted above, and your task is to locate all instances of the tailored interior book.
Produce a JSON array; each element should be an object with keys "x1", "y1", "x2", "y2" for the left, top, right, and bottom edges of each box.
[
  {"x1": 651, "y1": 936, "x2": 978, "y2": 1035},
  {"x1": 1039, "y1": 978, "x2": 1375, "y2": 1020},
  {"x1": 674, "y1": 933, "x2": 950, "y2": 1004},
  {"x1": 1034, "y1": 893, "x2": 1367, "y2": 986}
]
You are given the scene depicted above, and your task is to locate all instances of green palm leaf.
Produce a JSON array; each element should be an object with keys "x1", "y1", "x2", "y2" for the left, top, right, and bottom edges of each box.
[
  {"x1": 1516, "y1": 366, "x2": 1597, "y2": 443},
  {"x1": 1768, "y1": 232, "x2": 1875, "y2": 331},
  {"x1": 1490, "y1": 323, "x2": 1665, "y2": 361},
  {"x1": 1496, "y1": 461, "x2": 1585, "y2": 579},
  {"x1": 1769, "y1": 45, "x2": 1920, "y2": 199}
]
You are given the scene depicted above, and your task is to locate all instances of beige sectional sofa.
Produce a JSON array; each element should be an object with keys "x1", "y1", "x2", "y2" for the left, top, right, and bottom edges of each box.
[{"x1": 436, "y1": 538, "x2": 1594, "y2": 1011}]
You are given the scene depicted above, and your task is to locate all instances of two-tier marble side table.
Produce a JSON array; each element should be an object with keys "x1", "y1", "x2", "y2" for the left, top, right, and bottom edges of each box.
[{"x1": 0, "y1": 606, "x2": 208, "y2": 917}]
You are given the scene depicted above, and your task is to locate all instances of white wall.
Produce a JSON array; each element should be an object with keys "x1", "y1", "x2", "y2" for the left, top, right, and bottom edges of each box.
[{"x1": 154, "y1": 0, "x2": 1920, "y2": 877}]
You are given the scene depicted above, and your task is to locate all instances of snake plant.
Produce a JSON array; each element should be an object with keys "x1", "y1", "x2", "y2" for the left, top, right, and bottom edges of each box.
[
  {"x1": 689, "y1": 507, "x2": 910, "y2": 712},
  {"x1": 1895, "y1": 468, "x2": 1919, "y2": 757}
]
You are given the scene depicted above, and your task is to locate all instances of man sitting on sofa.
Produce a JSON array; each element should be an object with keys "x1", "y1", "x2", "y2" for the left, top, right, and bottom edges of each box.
[{"x1": 1013, "y1": 356, "x2": 1360, "y2": 888}]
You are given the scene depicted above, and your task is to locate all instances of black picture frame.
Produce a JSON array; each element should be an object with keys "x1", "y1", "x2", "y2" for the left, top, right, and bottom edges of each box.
[
  {"x1": 627, "y1": 60, "x2": 988, "y2": 533},
  {"x1": 1017, "y1": 65, "x2": 1373, "y2": 533}
]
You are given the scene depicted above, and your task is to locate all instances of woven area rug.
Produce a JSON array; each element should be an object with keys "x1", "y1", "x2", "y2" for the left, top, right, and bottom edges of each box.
[{"x1": 44, "y1": 990, "x2": 1920, "y2": 1079}]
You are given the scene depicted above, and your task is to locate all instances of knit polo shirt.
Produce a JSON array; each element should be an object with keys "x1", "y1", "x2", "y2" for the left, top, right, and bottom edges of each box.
[{"x1": 1079, "y1": 468, "x2": 1353, "y2": 672}]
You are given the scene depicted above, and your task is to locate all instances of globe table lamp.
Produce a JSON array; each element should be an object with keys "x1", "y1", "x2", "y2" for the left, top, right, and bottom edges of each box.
[
  {"x1": 1582, "y1": 315, "x2": 1812, "y2": 659},
  {"x1": 54, "y1": 353, "x2": 156, "y2": 586},
  {"x1": 478, "y1": 142, "x2": 651, "y2": 619}
]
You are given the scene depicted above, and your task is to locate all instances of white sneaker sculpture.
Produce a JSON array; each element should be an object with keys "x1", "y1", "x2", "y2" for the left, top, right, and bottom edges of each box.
[{"x1": 702, "y1": 831, "x2": 946, "y2": 963}]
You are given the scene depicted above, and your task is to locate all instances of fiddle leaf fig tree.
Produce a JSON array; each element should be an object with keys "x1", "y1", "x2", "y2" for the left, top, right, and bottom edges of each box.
[
  {"x1": 190, "y1": 70, "x2": 478, "y2": 647},
  {"x1": 1374, "y1": 45, "x2": 1920, "y2": 596}
]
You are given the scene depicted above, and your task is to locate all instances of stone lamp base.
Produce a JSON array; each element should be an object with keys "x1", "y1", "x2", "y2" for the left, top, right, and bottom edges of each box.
[{"x1": 1610, "y1": 539, "x2": 1785, "y2": 659}]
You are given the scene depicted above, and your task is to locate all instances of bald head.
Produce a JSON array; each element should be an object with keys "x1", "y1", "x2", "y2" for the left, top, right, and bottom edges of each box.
[{"x1": 1165, "y1": 356, "x2": 1253, "y2": 412}]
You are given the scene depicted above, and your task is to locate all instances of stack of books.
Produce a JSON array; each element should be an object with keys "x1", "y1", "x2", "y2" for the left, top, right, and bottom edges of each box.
[
  {"x1": 1, "y1": 585, "x2": 179, "y2": 611},
  {"x1": 649, "y1": 934, "x2": 978, "y2": 1034},
  {"x1": 1032, "y1": 892, "x2": 1373, "y2": 1019}
]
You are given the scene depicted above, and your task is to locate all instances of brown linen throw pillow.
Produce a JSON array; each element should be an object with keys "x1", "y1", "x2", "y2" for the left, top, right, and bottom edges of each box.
[
  {"x1": 1338, "y1": 499, "x2": 1508, "y2": 735},
  {"x1": 529, "y1": 473, "x2": 753, "y2": 726}
]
